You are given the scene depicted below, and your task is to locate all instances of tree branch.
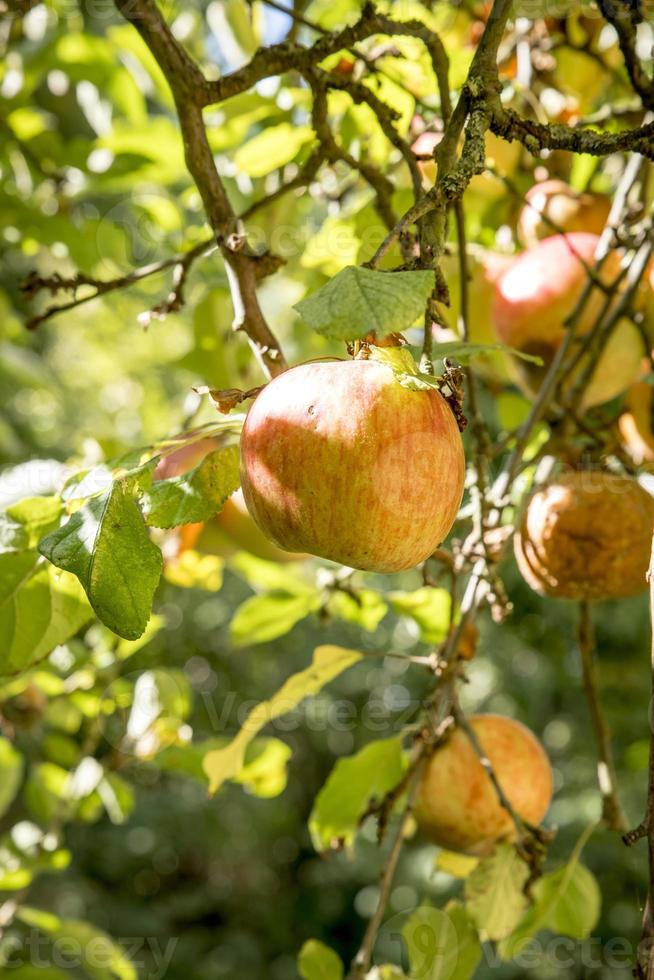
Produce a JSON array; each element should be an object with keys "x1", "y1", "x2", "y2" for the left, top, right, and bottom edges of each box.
[
  {"x1": 491, "y1": 109, "x2": 654, "y2": 161},
  {"x1": 201, "y1": 2, "x2": 387, "y2": 106},
  {"x1": 22, "y1": 239, "x2": 216, "y2": 330},
  {"x1": 114, "y1": 0, "x2": 287, "y2": 378},
  {"x1": 597, "y1": 0, "x2": 654, "y2": 111}
]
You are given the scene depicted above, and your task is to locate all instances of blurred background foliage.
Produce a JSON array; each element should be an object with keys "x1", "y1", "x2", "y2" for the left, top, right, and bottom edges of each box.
[{"x1": 1, "y1": 0, "x2": 653, "y2": 977}]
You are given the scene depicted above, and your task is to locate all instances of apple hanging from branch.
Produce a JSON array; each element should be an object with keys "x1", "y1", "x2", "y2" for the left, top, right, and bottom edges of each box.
[
  {"x1": 415, "y1": 714, "x2": 552, "y2": 855},
  {"x1": 240, "y1": 354, "x2": 465, "y2": 573},
  {"x1": 492, "y1": 232, "x2": 645, "y2": 408},
  {"x1": 515, "y1": 471, "x2": 654, "y2": 601}
]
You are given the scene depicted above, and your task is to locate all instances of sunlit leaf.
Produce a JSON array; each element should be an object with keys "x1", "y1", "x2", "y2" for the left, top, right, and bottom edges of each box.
[
  {"x1": 39, "y1": 483, "x2": 162, "y2": 640},
  {"x1": 158, "y1": 736, "x2": 291, "y2": 798},
  {"x1": 294, "y1": 267, "x2": 435, "y2": 340},
  {"x1": 164, "y1": 550, "x2": 224, "y2": 591},
  {"x1": 298, "y1": 939, "x2": 344, "y2": 980},
  {"x1": 17, "y1": 907, "x2": 137, "y2": 980},
  {"x1": 309, "y1": 736, "x2": 406, "y2": 851},
  {"x1": 327, "y1": 588, "x2": 388, "y2": 632},
  {"x1": 0, "y1": 737, "x2": 24, "y2": 818},
  {"x1": 499, "y1": 825, "x2": 600, "y2": 959},
  {"x1": 230, "y1": 590, "x2": 322, "y2": 645},
  {"x1": 142, "y1": 446, "x2": 240, "y2": 528},
  {"x1": 388, "y1": 587, "x2": 451, "y2": 644},
  {"x1": 234, "y1": 123, "x2": 315, "y2": 177},
  {"x1": 435, "y1": 851, "x2": 480, "y2": 879},
  {"x1": 402, "y1": 901, "x2": 481, "y2": 980},
  {"x1": 0, "y1": 497, "x2": 62, "y2": 553},
  {"x1": 203, "y1": 646, "x2": 362, "y2": 794},
  {"x1": 0, "y1": 552, "x2": 92, "y2": 676},
  {"x1": 229, "y1": 552, "x2": 315, "y2": 594},
  {"x1": 464, "y1": 842, "x2": 529, "y2": 941}
]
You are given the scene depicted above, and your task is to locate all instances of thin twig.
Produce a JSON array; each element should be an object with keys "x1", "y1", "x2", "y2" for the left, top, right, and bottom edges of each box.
[
  {"x1": 622, "y1": 536, "x2": 654, "y2": 978},
  {"x1": 578, "y1": 600, "x2": 627, "y2": 832},
  {"x1": 23, "y1": 239, "x2": 216, "y2": 329}
]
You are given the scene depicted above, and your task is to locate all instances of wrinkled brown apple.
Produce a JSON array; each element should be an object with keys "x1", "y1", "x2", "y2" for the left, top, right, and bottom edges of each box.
[
  {"x1": 240, "y1": 357, "x2": 465, "y2": 572},
  {"x1": 515, "y1": 471, "x2": 654, "y2": 600},
  {"x1": 493, "y1": 232, "x2": 644, "y2": 408},
  {"x1": 414, "y1": 714, "x2": 552, "y2": 855}
]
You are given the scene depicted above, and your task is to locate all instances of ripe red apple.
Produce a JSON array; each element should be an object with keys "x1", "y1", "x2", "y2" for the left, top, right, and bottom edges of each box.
[
  {"x1": 493, "y1": 232, "x2": 644, "y2": 408},
  {"x1": 415, "y1": 714, "x2": 552, "y2": 855},
  {"x1": 515, "y1": 471, "x2": 654, "y2": 600},
  {"x1": 518, "y1": 179, "x2": 611, "y2": 247},
  {"x1": 436, "y1": 246, "x2": 516, "y2": 385},
  {"x1": 240, "y1": 357, "x2": 465, "y2": 572}
]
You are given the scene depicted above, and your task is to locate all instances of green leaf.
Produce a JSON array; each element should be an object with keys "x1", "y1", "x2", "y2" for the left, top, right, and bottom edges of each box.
[
  {"x1": 61, "y1": 465, "x2": 114, "y2": 502},
  {"x1": 229, "y1": 552, "x2": 315, "y2": 594},
  {"x1": 431, "y1": 341, "x2": 543, "y2": 367},
  {"x1": 402, "y1": 901, "x2": 481, "y2": 980},
  {"x1": 294, "y1": 266, "x2": 435, "y2": 340},
  {"x1": 99, "y1": 772, "x2": 135, "y2": 825},
  {"x1": 164, "y1": 550, "x2": 224, "y2": 591},
  {"x1": 203, "y1": 645, "x2": 362, "y2": 794},
  {"x1": 234, "y1": 123, "x2": 315, "y2": 177},
  {"x1": 327, "y1": 588, "x2": 388, "y2": 631},
  {"x1": 464, "y1": 842, "x2": 529, "y2": 941},
  {"x1": 435, "y1": 851, "x2": 480, "y2": 879},
  {"x1": 0, "y1": 497, "x2": 62, "y2": 553},
  {"x1": 499, "y1": 825, "x2": 600, "y2": 959},
  {"x1": 0, "y1": 499, "x2": 91, "y2": 674},
  {"x1": 0, "y1": 553, "x2": 92, "y2": 676},
  {"x1": 142, "y1": 446, "x2": 240, "y2": 528},
  {"x1": 39, "y1": 482, "x2": 162, "y2": 640},
  {"x1": 298, "y1": 939, "x2": 344, "y2": 980},
  {"x1": 388, "y1": 587, "x2": 451, "y2": 644},
  {"x1": 0, "y1": 736, "x2": 23, "y2": 817},
  {"x1": 538, "y1": 862, "x2": 601, "y2": 937},
  {"x1": 230, "y1": 590, "x2": 322, "y2": 646},
  {"x1": 235, "y1": 738, "x2": 293, "y2": 798},
  {"x1": 17, "y1": 908, "x2": 137, "y2": 980},
  {"x1": 158, "y1": 736, "x2": 292, "y2": 798},
  {"x1": 309, "y1": 736, "x2": 406, "y2": 851}
]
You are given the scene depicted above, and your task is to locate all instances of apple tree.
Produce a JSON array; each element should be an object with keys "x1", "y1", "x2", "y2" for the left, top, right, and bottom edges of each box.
[{"x1": 1, "y1": 0, "x2": 654, "y2": 977}]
